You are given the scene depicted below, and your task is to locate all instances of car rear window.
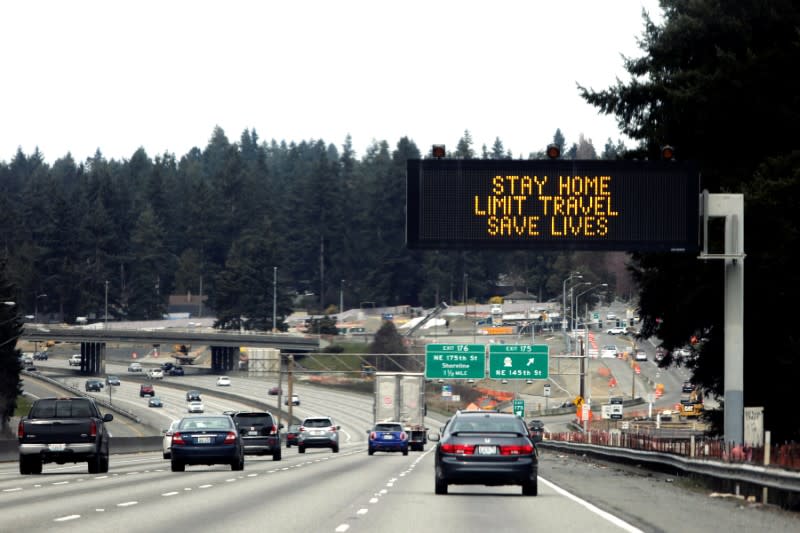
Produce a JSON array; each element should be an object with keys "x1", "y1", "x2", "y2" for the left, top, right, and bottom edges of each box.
[
  {"x1": 451, "y1": 416, "x2": 525, "y2": 433},
  {"x1": 375, "y1": 423, "x2": 403, "y2": 432},
  {"x1": 30, "y1": 399, "x2": 95, "y2": 418},
  {"x1": 179, "y1": 417, "x2": 232, "y2": 430},
  {"x1": 233, "y1": 413, "x2": 273, "y2": 428},
  {"x1": 304, "y1": 418, "x2": 332, "y2": 428}
]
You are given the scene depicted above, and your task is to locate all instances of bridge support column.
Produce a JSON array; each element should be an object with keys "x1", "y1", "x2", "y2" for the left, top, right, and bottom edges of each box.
[
  {"x1": 79, "y1": 342, "x2": 105, "y2": 376},
  {"x1": 210, "y1": 346, "x2": 236, "y2": 372}
]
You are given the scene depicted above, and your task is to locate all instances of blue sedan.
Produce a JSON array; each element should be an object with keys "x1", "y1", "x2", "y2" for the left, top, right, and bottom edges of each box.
[
  {"x1": 170, "y1": 415, "x2": 244, "y2": 471},
  {"x1": 367, "y1": 422, "x2": 409, "y2": 456}
]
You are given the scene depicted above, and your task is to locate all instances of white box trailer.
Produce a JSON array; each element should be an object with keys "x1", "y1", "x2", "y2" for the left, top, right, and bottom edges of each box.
[{"x1": 374, "y1": 372, "x2": 427, "y2": 451}]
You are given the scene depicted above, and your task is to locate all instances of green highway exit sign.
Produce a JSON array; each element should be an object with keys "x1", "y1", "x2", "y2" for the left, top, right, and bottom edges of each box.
[
  {"x1": 425, "y1": 344, "x2": 485, "y2": 379},
  {"x1": 488, "y1": 344, "x2": 549, "y2": 380}
]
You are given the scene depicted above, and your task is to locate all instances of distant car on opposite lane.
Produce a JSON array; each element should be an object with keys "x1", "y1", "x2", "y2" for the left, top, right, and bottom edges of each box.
[
  {"x1": 106, "y1": 375, "x2": 121, "y2": 386},
  {"x1": 168, "y1": 366, "x2": 185, "y2": 376},
  {"x1": 634, "y1": 350, "x2": 648, "y2": 361},
  {"x1": 367, "y1": 422, "x2": 408, "y2": 456},
  {"x1": 268, "y1": 386, "x2": 282, "y2": 396},
  {"x1": 216, "y1": 376, "x2": 231, "y2": 387},
  {"x1": 600, "y1": 345, "x2": 619, "y2": 358},
  {"x1": 148, "y1": 396, "x2": 164, "y2": 408},
  {"x1": 128, "y1": 362, "x2": 143, "y2": 372},
  {"x1": 284, "y1": 394, "x2": 300, "y2": 406},
  {"x1": 85, "y1": 379, "x2": 103, "y2": 392},
  {"x1": 606, "y1": 326, "x2": 626, "y2": 335}
]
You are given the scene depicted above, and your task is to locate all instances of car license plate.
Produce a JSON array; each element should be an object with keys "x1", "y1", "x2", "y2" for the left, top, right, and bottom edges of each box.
[
  {"x1": 476, "y1": 445, "x2": 497, "y2": 455},
  {"x1": 197, "y1": 436, "x2": 212, "y2": 444},
  {"x1": 248, "y1": 430, "x2": 259, "y2": 436},
  {"x1": 312, "y1": 430, "x2": 323, "y2": 436},
  {"x1": 382, "y1": 434, "x2": 394, "y2": 440},
  {"x1": 48, "y1": 443, "x2": 66, "y2": 451}
]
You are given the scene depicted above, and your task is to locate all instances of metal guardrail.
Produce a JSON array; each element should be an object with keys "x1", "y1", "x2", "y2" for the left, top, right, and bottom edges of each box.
[
  {"x1": 21, "y1": 370, "x2": 141, "y2": 423},
  {"x1": 539, "y1": 439, "x2": 800, "y2": 494}
]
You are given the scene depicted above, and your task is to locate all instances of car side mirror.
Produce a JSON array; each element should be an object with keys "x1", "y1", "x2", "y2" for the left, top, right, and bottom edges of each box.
[
  {"x1": 279, "y1": 423, "x2": 285, "y2": 429},
  {"x1": 103, "y1": 413, "x2": 114, "y2": 422},
  {"x1": 365, "y1": 429, "x2": 371, "y2": 434}
]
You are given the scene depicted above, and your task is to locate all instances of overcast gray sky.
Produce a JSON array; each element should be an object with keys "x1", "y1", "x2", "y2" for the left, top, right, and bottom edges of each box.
[{"x1": 1, "y1": 0, "x2": 663, "y2": 164}]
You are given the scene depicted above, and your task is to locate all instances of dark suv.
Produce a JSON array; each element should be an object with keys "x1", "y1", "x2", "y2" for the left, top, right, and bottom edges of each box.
[
  {"x1": 297, "y1": 416, "x2": 340, "y2": 453},
  {"x1": 227, "y1": 411, "x2": 283, "y2": 461}
]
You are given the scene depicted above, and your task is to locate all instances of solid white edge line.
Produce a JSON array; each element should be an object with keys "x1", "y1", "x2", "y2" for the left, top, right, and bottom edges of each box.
[
  {"x1": 335, "y1": 525, "x2": 350, "y2": 532},
  {"x1": 54, "y1": 515, "x2": 81, "y2": 522},
  {"x1": 539, "y1": 477, "x2": 644, "y2": 533}
]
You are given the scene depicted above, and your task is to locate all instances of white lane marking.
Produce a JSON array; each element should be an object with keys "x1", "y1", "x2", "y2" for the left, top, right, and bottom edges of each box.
[
  {"x1": 117, "y1": 501, "x2": 138, "y2": 507},
  {"x1": 386, "y1": 482, "x2": 394, "y2": 487},
  {"x1": 184, "y1": 488, "x2": 192, "y2": 491},
  {"x1": 225, "y1": 478, "x2": 236, "y2": 483},
  {"x1": 335, "y1": 524, "x2": 350, "y2": 532},
  {"x1": 389, "y1": 477, "x2": 397, "y2": 483},
  {"x1": 3, "y1": 488, "x2": 22, "y2": 492},
  {"x1": 95, "y1": 509, "x2": 105, "y2": 512},
  {"x1": 53, "y1": 481, "x2": 69, "y2": 485},
  {"x1": 126, "y1": 471, "x2": 139, "y2": 475},
  {"x1": 356, "y1": 508, "x2": 368, "y2": 516},
  {"x1": 379, "y1": 489, "x2": 387, "y2": 495},
  {"x1": 162, "y1": 492, "x2": 180, "y2": 497},
  {"x1": 369, "y1": 497, "x2": 378, "y2": 504},
  {"x1": 540, "y1": 477, "x2": 644, "y2": 533},
  {"x1": 54, "y1": 515, "x2": 81, "y2": 522},
  {"x1": 247, "y1": 473, "x2": 258, "y2": 477},
  {"x1": 94, "y1": 475, "x2": 109, "y2": 479},
  {"x1": 199, "y1": 484, "x2": 213, "y2": 489}
]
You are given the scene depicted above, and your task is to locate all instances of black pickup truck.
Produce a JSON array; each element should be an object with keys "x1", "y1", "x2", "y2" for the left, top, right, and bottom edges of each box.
[{"x1": 18, "y1": 397, "x2": 113, "y2": 474}]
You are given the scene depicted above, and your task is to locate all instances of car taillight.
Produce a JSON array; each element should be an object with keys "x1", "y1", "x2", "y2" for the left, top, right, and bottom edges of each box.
[
  {"x1": 17, "y1": 420, "x2": 24, "y2": 439},
  {"x1": 172, "y1": 432, "x2": 185, "y2": 445},
  {"x1": 400, "y1": 432, "x2": 408, "y2": 441},
  {"x1": 329, "y1": 426, "x2": 336, "y2": 432},
  {"x1": 500, "y1": 444, "x2": 534, "y2": 456},
  {"x1": 299, "y1": 426, "x2": 306, "y2": 432},
  {"x1": 370, "y1": 432, "x2": 377, "y2": 440},
  {"x1": 89, "y1": 420, "x2": 97, "y2": 438},
  {"x1": 271, "y1": 424, "x2": 277, "y2": 434},
  {"x1": 440, "y1": 443, "x2": 475, "y2": 455},
  {"x1": 224, "y1": 432, "x2": 237, "y2": 444}
]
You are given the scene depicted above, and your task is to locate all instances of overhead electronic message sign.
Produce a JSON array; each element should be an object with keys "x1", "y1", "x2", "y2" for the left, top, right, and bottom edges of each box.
[{"x1": 406, "y1": 159, "x2": 699, "y2": 251}]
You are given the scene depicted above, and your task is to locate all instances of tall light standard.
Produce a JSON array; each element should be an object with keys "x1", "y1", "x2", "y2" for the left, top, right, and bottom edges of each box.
[
  {"x1": 34, "y1": 293, "x2": 47, "y2": 323},
  {"x1": 562, "y1": 273, "x2": 582, "y2": 332},
  {"x1": 104, "y1": 281, "x2": 109, "y2": 329},
  {"x1": 570, "y1": 282, "x2": 592, "y2": 332},
  {"x1": 272, "y1": 267, "x2": 277, "y2": 333},
  {"x1": 574, "y1": 283, "x2": 608, "y2": 331},
  {"x1": 339, "y1": 279, "x2": 345, "y2": 315},
  {"x1": 574, "y1": 283, "x2": 608, "y2": 404}
]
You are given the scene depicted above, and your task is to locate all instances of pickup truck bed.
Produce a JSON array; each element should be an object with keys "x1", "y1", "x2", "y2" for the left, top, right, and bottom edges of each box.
[{"x1": 18, "y1": 397, "x2": 113, "y2": 474}]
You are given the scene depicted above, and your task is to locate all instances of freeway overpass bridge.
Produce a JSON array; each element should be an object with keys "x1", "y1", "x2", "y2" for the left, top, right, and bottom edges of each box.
[{"x1": 21, "y1": 324, "x2": 321, "y2": 375}]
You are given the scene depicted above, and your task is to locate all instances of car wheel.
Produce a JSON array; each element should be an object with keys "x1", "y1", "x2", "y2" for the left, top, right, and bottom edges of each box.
[
  {"x1": 99, "y1": 453, "x2": 110, "y2": 473},
  {"x1": 402, "y1": 448, "x2": 409, "y2": 456},
  {"x1": 231, "y1": 456, "x2": 244, "y2": 471},
  {"x1": 88, "y1": 454, "x2": 102, "y2": 474},
  {"x1": 171, "y1": 460, "x2": 185, "y2": 472},
  {"x1": 19, "y1": 455, "x2": 40, "y2": 475},
  {"x1": 522, "y1": 477, "x2": 538, "y2": 496},
  {"x1": 286, "y1": 443, "x2": 291, "y2": 449},
  {"x1": 368, "y1": 447, "x2": 374, "y2": 456},
  {"x1": 273, "y1": 450, "x2": 281, "y2": 461},
  {"x1": 434, "y1": 473, "x2": 448, "y2": 495},
  {"x1": 163, "y1": 452, "x2": 170, "y2": 459},
  {"x1": 298, "y1": 446, "x2": 305, "y2": 454},
  {"x1": 332, "y1": 445, "x2": 339, "y2": 453}
]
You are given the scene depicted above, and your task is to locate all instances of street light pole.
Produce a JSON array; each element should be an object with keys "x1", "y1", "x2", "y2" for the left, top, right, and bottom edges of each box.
[
  {"x1": 574, "y1": 283, "x2": 608, "y2": 404},
  {"x1": 272, "y1": 267, "x2": 277, "y2": 333},
  {"x1": 340, "y1": 279, "x2": 345, "y2": 315},
  {"x1": 34, "y1": 293, "x2": 47, "y2": 323},
  {"x1": 562, "y1": 273, "x2": 582, "y2": 332},
  {"x1": 104, "y1": 281, "x2": 109, "y2": 329}
]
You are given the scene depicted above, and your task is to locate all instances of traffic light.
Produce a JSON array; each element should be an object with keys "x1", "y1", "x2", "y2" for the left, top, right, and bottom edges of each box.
[
  {"x1": 431, "y1": 144, "x2": 446, "y2": 159},
  {"x1": 661, "y1": 145, "x2": 675, "y2": 160},
  {"x1": 546, "y1": 143, "x2": 561, "y2": 159}
]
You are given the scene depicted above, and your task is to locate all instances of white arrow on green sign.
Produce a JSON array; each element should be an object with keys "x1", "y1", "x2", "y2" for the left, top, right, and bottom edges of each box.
[
  {"x1": 488, "y1": 344, "x2": 549, "y2": 380},
  {"x1": 425, "y1": 344, "x2": 485, "y2": 379}
]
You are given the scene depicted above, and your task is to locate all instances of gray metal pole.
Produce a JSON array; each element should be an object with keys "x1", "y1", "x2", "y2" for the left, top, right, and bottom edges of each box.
[{"x1": 273, "y1": 267, "x2": 277, "y2": 333}]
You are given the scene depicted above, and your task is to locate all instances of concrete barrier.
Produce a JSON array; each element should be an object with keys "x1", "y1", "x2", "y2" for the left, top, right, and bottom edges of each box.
[{"x1": 0, "y1": 436, "x2": 163, "y2": 463}]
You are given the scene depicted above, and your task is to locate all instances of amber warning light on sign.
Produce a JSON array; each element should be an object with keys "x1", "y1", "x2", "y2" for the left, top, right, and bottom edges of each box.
[{"x1": 406, "y1": 159, "x2": 699, "y2": 252}]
